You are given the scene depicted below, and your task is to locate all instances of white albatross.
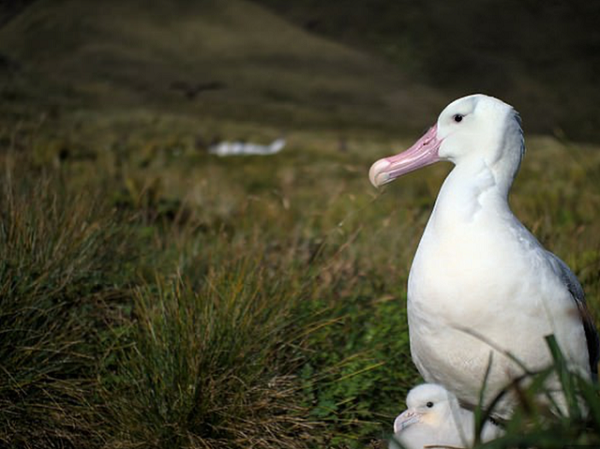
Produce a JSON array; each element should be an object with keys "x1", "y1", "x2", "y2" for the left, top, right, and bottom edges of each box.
[
  {"x1": 369, "y1": 94, "x2": 598, "y2": 417},
  {"x1": 389, "y1": 384, "x2": 503, "y2": 449},
  {"x1": 209, "y1": 138, "x2": 285, "y2": 157}
]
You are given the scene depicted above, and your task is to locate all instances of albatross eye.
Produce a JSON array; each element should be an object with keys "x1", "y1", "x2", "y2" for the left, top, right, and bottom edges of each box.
[
  {"x1": 453, "y1": 114, "x2": 464, "y2": 123},
  {"x1": 426, "y1": 401, "x2": 434, "y2": 408}
]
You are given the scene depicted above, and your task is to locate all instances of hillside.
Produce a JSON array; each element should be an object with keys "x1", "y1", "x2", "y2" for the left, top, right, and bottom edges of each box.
[
  {"x1": 256, "y1": 0, "x2": 600, "y2": 142},
  {"x1": 0, "y1": 0, "x2": 444, "y2": 138},
  {"x1": 1, "y1": 2, "x2": 600, "y2": 448}
]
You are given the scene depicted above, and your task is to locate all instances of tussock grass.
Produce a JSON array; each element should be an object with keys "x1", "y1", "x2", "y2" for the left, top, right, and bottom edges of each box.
[
  {"x1": 107, "y1": 264, "x2": 320, "y2": 448},
  {"x1": 0, "y1": 155, "x2": 134, "y2": 448},
  {"x1": 1, "y1": 3, "x2": 598, "y2": 444},
  {"x1": 0, "y1": 113, "x2": 599, "y2": 448}
]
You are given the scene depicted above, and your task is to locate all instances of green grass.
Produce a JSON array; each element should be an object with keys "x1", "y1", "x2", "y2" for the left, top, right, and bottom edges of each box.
[
  {"x1": 106, "y1": 266, "x2": 319, "y2": 448},
  {"x1": 0, "y1": 156, "x2": 135, "y2": 448},
  {"x1": 1, "y1": 117, "x2": 599, "y2": 447},
  {"x1": 1, "y1": 1, "x2": 600, "y2": 447},
  {"x1": 0, "y1": 0, "x2": 443, "y2": 137}
]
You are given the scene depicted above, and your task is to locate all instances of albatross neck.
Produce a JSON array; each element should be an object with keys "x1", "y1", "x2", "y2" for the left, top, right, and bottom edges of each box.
[{"x1": 431, "y1": 156, "x2": 519, "y2": 226}]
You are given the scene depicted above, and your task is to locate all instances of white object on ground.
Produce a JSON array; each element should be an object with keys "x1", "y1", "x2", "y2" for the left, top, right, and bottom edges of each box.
[{"x1": 209, "y1": 138, "x2": 285, "y2": 156}]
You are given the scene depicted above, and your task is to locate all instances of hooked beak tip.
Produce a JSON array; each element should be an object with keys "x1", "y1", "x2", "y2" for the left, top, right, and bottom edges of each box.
[
  {"x1": 393, "y1": 410, "x2": 420, "y2": 434},
  {"x1": 368, "y1": 125, "x2": 441, "y2": 189},
  {"x1": 369, "y1": 159, "x2": 391, "y2": 188}
]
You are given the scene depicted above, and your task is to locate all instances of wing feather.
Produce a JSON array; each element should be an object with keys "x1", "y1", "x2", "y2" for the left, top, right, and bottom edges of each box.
[{"x1": 546, "y1": 251, "x2": 599, "y2": 380}]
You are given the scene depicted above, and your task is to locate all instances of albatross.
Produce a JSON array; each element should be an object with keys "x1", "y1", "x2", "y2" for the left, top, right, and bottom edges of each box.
[
  {"x1": 369, "y1": 94, "x2": 598, "y2": 416},
  {"x1": 209, "y1": 138, "x2": 285, "y2": 157},
  {"x1": 389, "y1": 384, "x2": 503, "y2": 449}
]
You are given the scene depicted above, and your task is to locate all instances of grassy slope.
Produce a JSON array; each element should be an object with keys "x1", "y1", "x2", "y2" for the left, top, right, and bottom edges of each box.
[
  {"x1": 2, "y1": 122, "x2": 599, "y2": 448},
  {"x1": 0, "y1": 0, "x2": 443, "y2": 137},
  {"x1": 255, "y1": 0, "x2": 600, "y2": 142},
  {"x1": 0, "y1": 2, "x2": 439, "y2": 446},
  {"x1": 0, "y1": 1, "x2": 600, "y2": 448}
]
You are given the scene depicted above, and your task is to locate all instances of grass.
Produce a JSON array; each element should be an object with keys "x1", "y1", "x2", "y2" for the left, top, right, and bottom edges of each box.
[
  {"x1": 1, "y1": 2, "x2": 600, "y2": 447},
  {"x1": 0, "y1": 156, "x2": 135, "y2": 447},
  {"x1": 106, "y1": 266, "x2": 320, "y2": 448},
  {"x1": 0, "y1": 0, "x2": 443, "y2": 137},
  {"x1": 1, "y1": 114, "x2": 599, "y2": 448},
  {"x1": 0, "y1": 120, "x2": 426, "y2": 447}
]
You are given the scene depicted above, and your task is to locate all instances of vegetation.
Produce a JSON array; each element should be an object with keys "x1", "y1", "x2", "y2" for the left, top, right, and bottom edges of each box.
[
  {"x1": 1, "y1": 118, "x2": 599, "y2": 448},
  {"x1": 0, "y1": 1, "x2": 599, "y2": 448},
  {"x1": 0, "y1": 158, "x2": 134, "y2": 447},
  {"x1": 0, "y1": 0, "x2": 443, "y2": 140}
]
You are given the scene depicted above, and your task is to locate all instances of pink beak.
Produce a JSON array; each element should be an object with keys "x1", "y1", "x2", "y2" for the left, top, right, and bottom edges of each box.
[{"x1": 369, "y1": 125, "x2": 442, "y2": 188}]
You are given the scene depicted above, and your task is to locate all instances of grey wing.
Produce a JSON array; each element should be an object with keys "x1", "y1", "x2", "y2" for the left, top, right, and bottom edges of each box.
[{"x1": 546, "y1": 251, "x2": 599, "y2": 380}]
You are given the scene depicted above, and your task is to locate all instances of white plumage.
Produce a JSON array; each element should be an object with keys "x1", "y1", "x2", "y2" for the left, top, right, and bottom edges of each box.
[
  {"x1": 370, "y1": 94, "x2": 598, "y2": 417},
  {"x1": 390, "y1": 384, "x2": 503, "y2": 449},
  {"x1": 209, "y1": 138, "x2": 285, "y2": 156}
]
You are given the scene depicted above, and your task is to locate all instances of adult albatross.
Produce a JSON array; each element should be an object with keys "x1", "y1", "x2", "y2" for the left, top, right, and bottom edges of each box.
[{"x1": 369, "y1": 94, "x2": 598, "y2": 416}]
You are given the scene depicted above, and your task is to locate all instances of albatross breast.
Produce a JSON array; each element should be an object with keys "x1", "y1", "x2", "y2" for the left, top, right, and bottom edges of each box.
[{"x1": 369, "y1": 94, "x2": 597, "y2": 416}]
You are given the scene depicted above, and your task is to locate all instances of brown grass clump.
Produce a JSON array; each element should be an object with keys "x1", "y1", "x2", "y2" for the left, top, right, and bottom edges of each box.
[
  {"x1": 105, "y1": 266, "x2": 322, "y2": 449},
  {"x1": 0, "y1": 155, "x2": 134, "y2": 448}
]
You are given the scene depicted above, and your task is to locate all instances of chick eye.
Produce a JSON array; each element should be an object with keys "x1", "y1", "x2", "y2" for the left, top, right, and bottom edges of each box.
[
  {"x1": 453, "y1": 114, "x2": 464, "y2": 123},
  {"x1": 426, "y1": 401, "x2": 434, "y2": 408}
]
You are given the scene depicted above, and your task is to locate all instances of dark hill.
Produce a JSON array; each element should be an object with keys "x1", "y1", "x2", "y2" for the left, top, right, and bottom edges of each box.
[
  {"x1": 1, "y1": 0, "x2": 598, "y2": 141},
  {"x1": 0, "y1": 0, "x2": 443, "y2": 134},
  {"x1": 256, "y1": 0, "x2": 600, "y2": 141}
]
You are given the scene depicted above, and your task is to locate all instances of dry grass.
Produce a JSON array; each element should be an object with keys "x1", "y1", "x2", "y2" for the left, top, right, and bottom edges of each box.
[
  {"x1": 0, "y1": 114, "x2": 599, "y2": 449},
  {"x1": 0, "y1": 2, "x2": 598, "y2": 447},
  {"x1": 0, "y1": 155, "x2": 134, "y2": 448},
  {"x1": 106, "y1": 271, "x2": 321, "y2": 448},
  {"x1": 3, "y1": 118, "x2": 600, "y2": 447}
]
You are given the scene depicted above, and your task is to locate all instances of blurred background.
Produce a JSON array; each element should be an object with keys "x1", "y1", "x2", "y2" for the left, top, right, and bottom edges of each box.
[
  {"x1": 1, "y1": 0, "x2": 599, "y2": 141},
  {"x1": 1, "y1": 2, "x2": 599, "y2": 449}
]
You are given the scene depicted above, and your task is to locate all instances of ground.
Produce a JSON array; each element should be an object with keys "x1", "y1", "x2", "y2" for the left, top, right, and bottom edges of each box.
[{"x1": 1, "y1": 1, "x2": 600, "y2": 448}]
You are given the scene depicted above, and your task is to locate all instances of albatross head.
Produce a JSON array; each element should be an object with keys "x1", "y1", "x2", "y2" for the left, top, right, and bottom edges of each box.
[
  {"x1": 369, "y1": 94, "x2": 525, "y2": 188},
  {"x1": 393, "y1": 383, "x2": 458, "y2": 433}
]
